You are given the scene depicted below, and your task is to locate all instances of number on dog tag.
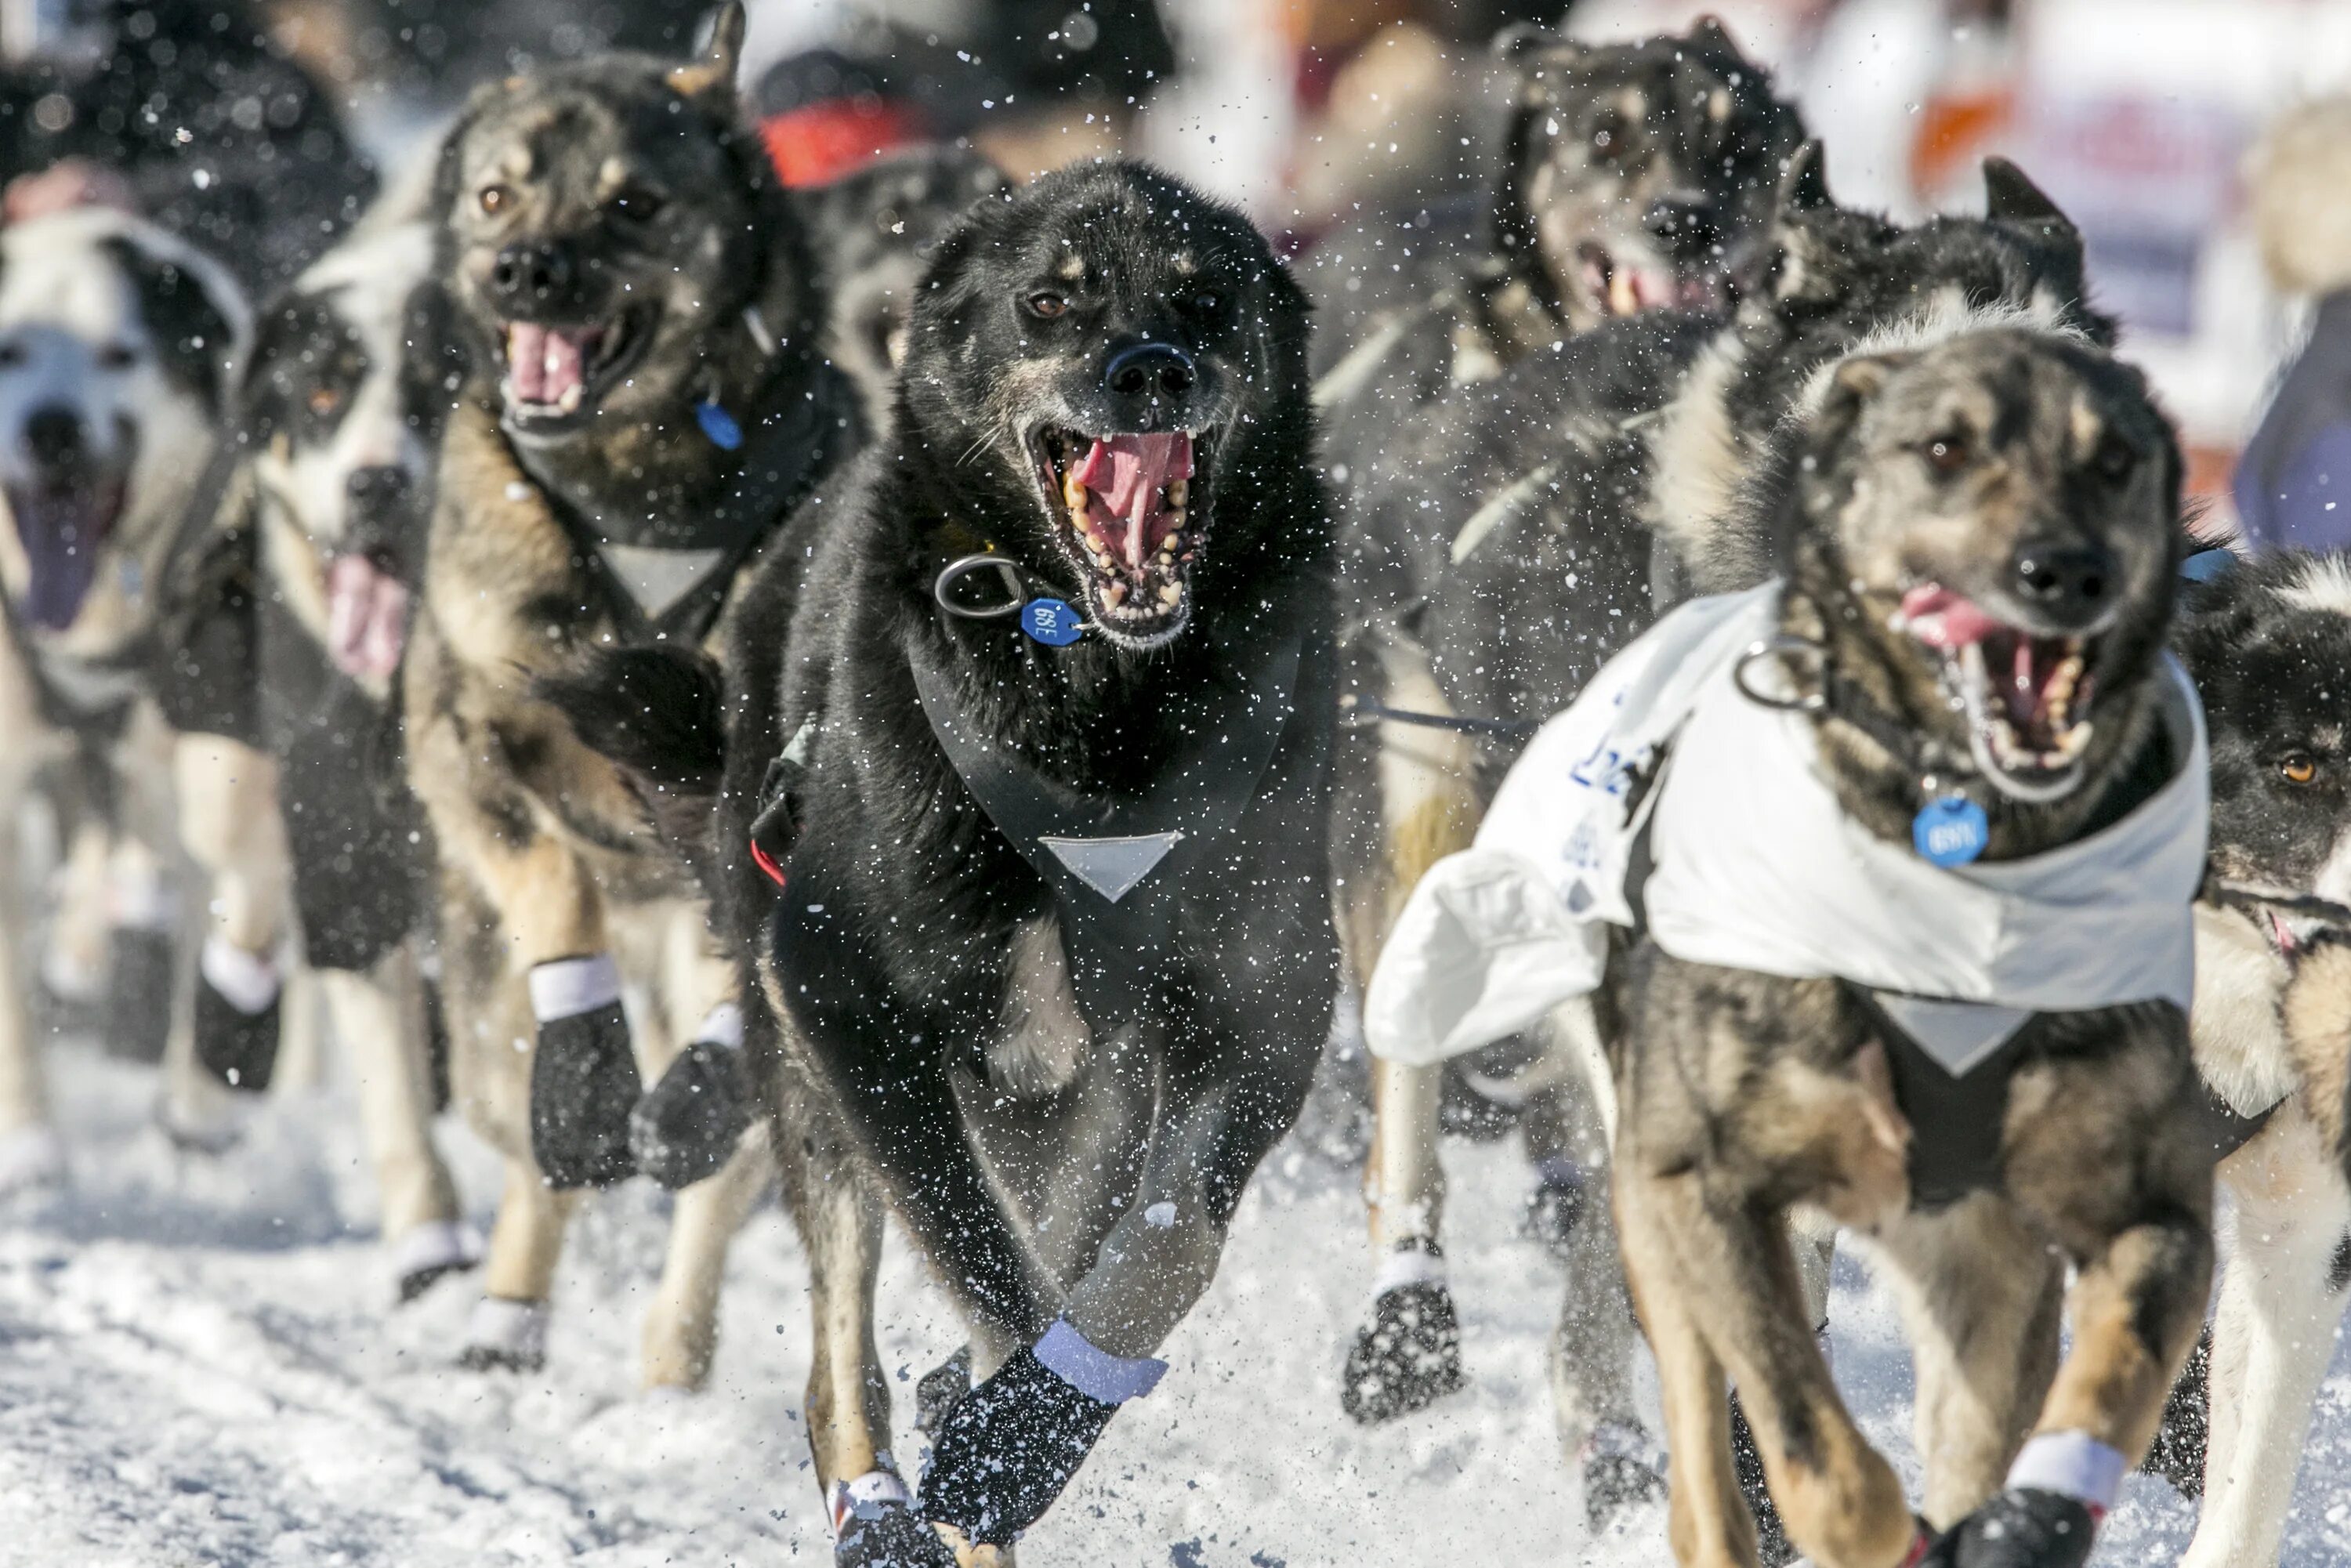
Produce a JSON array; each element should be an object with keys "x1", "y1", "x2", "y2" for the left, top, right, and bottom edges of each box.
[
  {"x1": 1020, "y1": 598, "x2": 1085, "y2": 646},
  {"x1": 696, "y1": 400, "x2": 744, "y2": 451},
  {"x1": 1913, "y1": 795, "x2": 1989, "y2": 867}
]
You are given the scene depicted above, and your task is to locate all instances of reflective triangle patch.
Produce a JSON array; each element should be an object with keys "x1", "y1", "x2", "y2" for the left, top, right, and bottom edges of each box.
[
  {"x1": 1039, "y1": 831, "x2": 1184, "y2": 903},
  {"x1": 1871, "y1": 994, "x2": 2032, "y2": 1078},
  {"x1": 596, "y1": 544, "x2": 727, "y2": 621}
]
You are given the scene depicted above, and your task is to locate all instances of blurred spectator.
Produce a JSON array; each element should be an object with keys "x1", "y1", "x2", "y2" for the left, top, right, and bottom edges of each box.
[{"x1": 2233, "y1": 96, "x2": 2351, "y2": 552}]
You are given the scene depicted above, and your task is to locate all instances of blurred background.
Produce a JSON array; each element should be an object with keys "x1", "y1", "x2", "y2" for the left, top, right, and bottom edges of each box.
[{"x1": 8, "y1": 0, "x2": 2349, "y2": 527}]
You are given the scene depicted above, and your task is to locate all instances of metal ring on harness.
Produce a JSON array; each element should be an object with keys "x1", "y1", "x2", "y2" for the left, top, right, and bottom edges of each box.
[
  {"x1": 934, "y1": 553, "x2": 1031, "y2": 620},
  {"x1": 1732, "y1": 636, "x2": 1829, "y2": 713}
]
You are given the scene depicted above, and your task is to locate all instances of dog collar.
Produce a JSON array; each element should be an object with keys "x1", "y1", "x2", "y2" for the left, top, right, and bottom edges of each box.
[{"x1": 933, "y1": 553, "x2": 1089, "y2": 646}]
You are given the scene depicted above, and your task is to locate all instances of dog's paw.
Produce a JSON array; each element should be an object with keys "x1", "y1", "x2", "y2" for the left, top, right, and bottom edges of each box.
[
  {"x1": 916, "y1": 1345, "x2": 1117, "y2": 1545},
  {"x1": 389, "y1": 1219, "x2": 484, "y2": 1305},
  {"x1": 1520, "y1": 1164, "x2": 1589, "y2": 1262},
  {"x1": 101, "y1": 927, "x2": 175, "y2": 1065},
  {"x1": 1918, "y1": 1490, "x2": 2096, "y2": 1568},
  {"x1": 1578, "y1": 1418, "x2": 1667, "y2": 1530},
  {"x1": 192, "y1": 956, "x2": 282, "y2": 1094},
  {"x1": 456, "y1": 1295, "x2": 549, "y2": 1373},
  {"x1": 1341, "y1": 1280, "x2": 1464, "y2": 1425},
  {"x1": 915, "y1": 1345, "x2": 973, "y2": 1435},
  {"x1": 835, "y1": 1501, "x2": 960, "y2": 1568},
  {"x1": 629, "y1": 1038, "x2": 751, "y2": 1190},
  {"x1": 528, "y1": 1001, "x2": 640, "y2": 1189}
]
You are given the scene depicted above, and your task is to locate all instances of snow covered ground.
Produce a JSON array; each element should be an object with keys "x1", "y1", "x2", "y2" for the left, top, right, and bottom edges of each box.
[{"x1": 3, "y1": 1037, "x2": 2349, "y2": 1567}]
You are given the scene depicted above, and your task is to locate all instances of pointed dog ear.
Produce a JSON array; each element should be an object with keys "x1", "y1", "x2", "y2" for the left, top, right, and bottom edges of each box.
[
  {"x1": 1776, "y1": 139, "x2": 1833, "y2": 215},
  {"x1": 1687, "y1": 13, "x2": 1737, "y2": 49},
  {"x1": 670, "y1": 1, "x2": 746, "y2": 102},
  {"x1": 1982, "y1": 157, "x2": 2078, "y2": 241},
  {"x1": 1813, "y1": 351, "x2": 1911, "y2": 451}
]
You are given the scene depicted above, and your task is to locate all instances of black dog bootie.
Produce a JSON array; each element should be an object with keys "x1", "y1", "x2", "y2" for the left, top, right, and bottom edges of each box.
[
  {"x1": 192, "y1": 937, "x2": 281, "y2": 1092},
  {"x1": 917, "y1": 1340, "x2": 1125, "y2": 1545},
  {"x1": 527, "y1": 954, "x2": 639, "y2": 1189},
  {"x1": 1919, "y1": 1489, "x2": 2097, "y2": 1568},
  {"x1": 100, "y1": 926, "x2": 175, "y2": 1064},
  {"x1": 1342, "y1": 1273, "x2": 1465, "y2": 1425},
  {"x1": 629, "y1": 1005, "x2": 751, "y2": 1189}
]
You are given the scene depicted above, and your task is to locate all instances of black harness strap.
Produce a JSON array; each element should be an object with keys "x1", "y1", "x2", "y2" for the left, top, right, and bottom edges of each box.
[
  {"x1": 907, "y1": 621, "x2": 1304, "y2": 1023},
  {"x1": 1339, "y1": 691, "x2": 1539, "y2": 740},
  {"x1": 1849, "y1": 987, "x2": 2038, "y2": 1210}
]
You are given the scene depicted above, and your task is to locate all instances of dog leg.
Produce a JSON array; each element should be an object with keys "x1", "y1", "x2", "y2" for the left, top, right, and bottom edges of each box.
[
  {"x1": 1877, "y1": 1196, "x2": 2063, "y2": 1528},
  {"x1": 459, "y1": 1154, "x2": 578, "y2": 1372},
  {"x1": 0, "y1": 777, "x2": 60, "y2": 1192},
  {"x1": 173, "y1": 733, "x2": 292, "y2": 1094},
  {"x1": 641, "y1": 1125, "x2": 771, "y2": 1391},
  {"x1": 1617, "y1": 1160, "x2": 1913, "y2": 1568},
  {"x1": 2183, "y1": 1109, "x2": 2351, "y2": 1568},
  {"x1": 319, "y1": 954, "x2": 473, "y2": 1302},
  {"x1": 921, "y1": 1036, "x2": 1317, "y2": 1546},
  {"x1": 1617, "y1": 1171, "x2": 1755, "y2": 1568}
]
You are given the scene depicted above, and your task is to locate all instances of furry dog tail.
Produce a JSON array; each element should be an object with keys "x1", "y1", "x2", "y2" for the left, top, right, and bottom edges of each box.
[
  {"x1": 2279, "y1": 935, "x2": 2351, "y2": 1190},
  {"x1": 536, "y1": 646, "x2": 729, "y2": 855}
]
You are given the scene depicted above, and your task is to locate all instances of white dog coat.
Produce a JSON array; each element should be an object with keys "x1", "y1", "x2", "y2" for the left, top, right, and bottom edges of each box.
[{"x1": 1364, "y1": 584, "x2": 2208, "y2": 1075}]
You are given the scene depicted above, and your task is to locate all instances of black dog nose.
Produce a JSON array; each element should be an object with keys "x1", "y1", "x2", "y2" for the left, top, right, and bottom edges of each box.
[
  {"x1": 1644, "y1": 198, "x2": 1722, "y2": 257},
  {"x1": 1103, "y1": 342, "x2": 1195, "y2": 400},
  {"x1": 490, "y1": 242, "x2": 573, "y2": 304},
  {"x1": 346, "y1": 465, "x2": 410, "y2": 506},
  {"x1": 24, "y1": 404, "x2": 84, "y2": 469},
  {"x1": 2010, "y1": 543, "x2": 2115, "y2": 620}
]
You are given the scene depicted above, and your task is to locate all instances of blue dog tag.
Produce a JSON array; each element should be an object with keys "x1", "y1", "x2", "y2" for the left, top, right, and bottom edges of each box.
[
  {"x1": 1913, "y1": 795, "x2": 1989, "y2": 867},
  {"x1": 696, "y1": 399, "x2": 744, "y2": 451},
  {"x1": 1020, "y1": 598, "x2": 1085, "y2": 646}
]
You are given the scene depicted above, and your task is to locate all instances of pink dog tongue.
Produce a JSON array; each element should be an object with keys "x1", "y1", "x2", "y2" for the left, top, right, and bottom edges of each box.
[
  {"x1": 325, "y1": 554, "x2": 410, "y2": 681},
  {"x1": 1068, "y1": 433, "x2": 1193, "y2": 567},
  {"x1": 1898, "y1": 584, "x2": 2004, "y2": 649},
  {"x1": 504, "y1": 322, "x2": 589, "y2": 407}
]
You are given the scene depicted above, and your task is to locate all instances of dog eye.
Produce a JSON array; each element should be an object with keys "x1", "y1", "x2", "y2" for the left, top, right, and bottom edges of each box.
[
  {"x1": 1589, "y1": 113, "x2": 1630, "y2": 161},
  {"x1": 1923, "y1": 434, "x2": 1971, "y2": 473},
  {"x1": 610, "y1": 185, "x2": 665, "y2": 221},
  {"x1": 96, "y1": 342, "x2": 136, "y2": 371},
  {"x1": 2092, "y1": 433, "x2": 2136, "y2": 481},
  {"x1": 1024, "y1": 292, "x2": 1069, "y2": 320},
  {"x1": 1187, "y1": 288, "x2": 1225, "y2": 317},
  {"x1": 0, "y1": 342, "x2": 20, "y2": 368},
  {"x1": 478, "y1": 184, "x2": 509, "y2": 215},
  {"x1": 2282, "y1": 752, "x2": 2320, "y2": 784},
  {"x1": 308, "y1": 386, "x2": 344, "y2": 418}
]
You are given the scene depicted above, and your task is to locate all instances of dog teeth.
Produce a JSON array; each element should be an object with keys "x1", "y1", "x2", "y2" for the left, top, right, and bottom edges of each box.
[
  {"x1": 556, "y1": 381, "x2": 582, "y2": 415},
  {"x1": 1167, "y1": 478, "x2": 1187, "y2": 509},
  {"x1": 1157, "y1": 582, "x2": 1182, "y2": 607},
  {"x1": 1063, "y1": 471, "x2": 1088, "y2": 512},
  {"x1": 1607, "y1": 270, "x2": 1639, "y2": 317},
  {"x1": 1103, "y1": 581, "x2": 1127, "y2": 607}
]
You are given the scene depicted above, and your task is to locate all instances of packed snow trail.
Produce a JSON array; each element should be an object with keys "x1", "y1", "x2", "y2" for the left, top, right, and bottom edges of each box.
[{"x1": 2, "y1": 1044, "x2": 2346, "y2": 1566}]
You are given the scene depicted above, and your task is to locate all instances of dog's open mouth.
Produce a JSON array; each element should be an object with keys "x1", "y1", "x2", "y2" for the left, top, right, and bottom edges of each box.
[
  {"x1": 498, "y1": 313, "x2": 647, "y2": 423},
  {"x1": 1030, "y1": 426, "x2": 1204, "y2": 645},
  {"x1": 6, "y1": 478, "x2": 127, "y2": 632},
  {"x1": 1576, "y1": 243, "x2": 1722, "y2": 317},
  {"x1": 1896, "y1": 583, "x2": 2096, "y2": 798}
]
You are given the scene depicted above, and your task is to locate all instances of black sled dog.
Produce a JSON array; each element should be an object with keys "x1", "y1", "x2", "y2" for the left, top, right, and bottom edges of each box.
[{"x1": 552, "y1": 161, "x2": 1338, "y2": 1564}]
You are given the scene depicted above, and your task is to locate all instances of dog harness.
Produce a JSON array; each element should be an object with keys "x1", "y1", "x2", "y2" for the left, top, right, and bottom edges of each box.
[
  {"x1": 527, "y1": 371, "x2": 846, "y2": 644},
  {"x1": 906, "y1": 614, "x2": 1306, "y2": 1023},
  {"x1": 1365, "y1": 584, "x2": 2211, "y2": 1206}
]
